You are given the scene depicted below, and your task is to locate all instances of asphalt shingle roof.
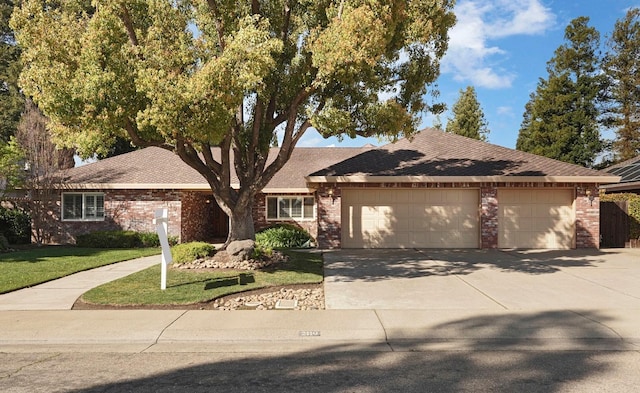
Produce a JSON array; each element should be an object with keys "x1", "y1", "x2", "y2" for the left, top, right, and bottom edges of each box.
[
  {"x1": 62, "y1": 145, "x2": 372, "y2": 190},
  {"x1": 63, "y1": 128, "x2": 616, "y2": 190},
  {"x1": 310, "y1": 128, "x2": 611, "y2": 178}
]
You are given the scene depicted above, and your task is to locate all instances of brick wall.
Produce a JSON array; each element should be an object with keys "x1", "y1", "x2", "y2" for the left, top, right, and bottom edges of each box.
[
  {"x1": 575, "y1": 185, "x2": 600, "y2": 248},
  {"x1": 48, "y1": 189, "x2": 182, "y2": 244},
  {"x1": 480, "y1": 186, "x2": 498, "y2": 249},
  {"x1": 316, "y1": 186, "x2": 341, "y2": 249},
  {"x1": 253, "y1": 193, "x2": 318, "y2": 240},
  {"x1": 181, "y1": 191, "x2": 212, "y2": 242}
]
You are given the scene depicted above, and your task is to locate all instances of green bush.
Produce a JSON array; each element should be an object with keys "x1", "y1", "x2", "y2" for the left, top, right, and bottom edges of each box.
[
  {"x1": 75, "y1": 230, "x2": 179, "y2": 248},
  {"x1": 171, "y1": 242, "x2": 216, "y2": 264},
  {"x1": 601, "y1": 193, "x2": 640, "y2": 238},
  {"x1": 0, "y1": 206, "x2": 31, "y2": 244},
  {"x1": 255, "y1": 224, "x2": 313, "y2": 249}
]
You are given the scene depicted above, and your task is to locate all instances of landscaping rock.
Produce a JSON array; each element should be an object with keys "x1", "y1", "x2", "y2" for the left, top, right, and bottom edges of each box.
[
  {"x1": 227, "y1": 240, "x2": 255, "y2": 262},
  {"x1": 213, "y1": 286, "x2": 325, "y2": 310}
]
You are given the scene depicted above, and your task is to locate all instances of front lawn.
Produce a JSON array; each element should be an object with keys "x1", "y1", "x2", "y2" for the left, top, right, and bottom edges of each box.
[
  {"x1": 80, "y1": 250, "x2": 323, "y2": 306},
  {"x1": 0, "y1": 246, "x2": 160, "y2": 294}
]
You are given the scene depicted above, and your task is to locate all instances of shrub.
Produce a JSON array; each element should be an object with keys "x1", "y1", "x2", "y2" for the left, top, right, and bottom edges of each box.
[
  {"x1": 255, "y1": 224, "x2": 313, "y2": 249},
  {"x1": 171, "y1": 242, "x2": 216, "y2": 264},
  {"x1": 75, "y1": 230, "x2": 179, "y2": 248},
  {"x1": 601, "y1": 193, "x2": 640, "y2": 238},
  {"x1": 0, "y1": 206, "x2": 31, "y2": 244},
  {"x1": 76, "y1": 230, "x2": 140, "y2": 248}
]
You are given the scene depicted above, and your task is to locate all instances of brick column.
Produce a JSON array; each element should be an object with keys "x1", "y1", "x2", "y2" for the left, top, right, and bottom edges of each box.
[
  {"x1": 575, "y1": 186, "x2": 600, "y2": 248},
  {"x1": 481, "y1": 186, "x2": 498, "y2": 249},
  {"x1": 316, "y1": 186, "x2": 341, "y2": 249}
]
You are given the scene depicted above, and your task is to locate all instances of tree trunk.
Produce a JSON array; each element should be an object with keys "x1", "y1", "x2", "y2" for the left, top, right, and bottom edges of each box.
[{"x1": 225, "y1": 202, "x2": 256, "y2": 245}]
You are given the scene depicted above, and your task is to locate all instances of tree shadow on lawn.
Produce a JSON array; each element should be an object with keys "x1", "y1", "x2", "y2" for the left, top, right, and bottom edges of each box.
[
  {"x1": 324, "y1": 248, "x2": 623, "y2": 282},
  {"x1": 61, "y1": 310, "x2": 633, "y2": 393}
]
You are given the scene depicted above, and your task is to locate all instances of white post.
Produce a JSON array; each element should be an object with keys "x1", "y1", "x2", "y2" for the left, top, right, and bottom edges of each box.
[{"x1": 153, "y1": 208, "x2": 173, "y2": 290}]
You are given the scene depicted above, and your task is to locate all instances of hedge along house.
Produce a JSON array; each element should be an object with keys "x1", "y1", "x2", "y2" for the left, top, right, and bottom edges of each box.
[
  {"x1": 45, "y1": 128, "x2": 618, "y2": 249},
  {"x1": 307, "y1": 129, "x2": 619, "y2": 249},
  {"x1": 44, "y1": 145, "x2": 371, "y2": 244}
]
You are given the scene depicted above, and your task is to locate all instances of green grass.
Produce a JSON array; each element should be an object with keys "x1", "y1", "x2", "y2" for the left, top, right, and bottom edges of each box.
[
  {"x1": 81, "y1": 250, "x2": 323, "y2": 306},
  {"x1": 0, "y1": 246, "x2": 161, "y2": 294}
]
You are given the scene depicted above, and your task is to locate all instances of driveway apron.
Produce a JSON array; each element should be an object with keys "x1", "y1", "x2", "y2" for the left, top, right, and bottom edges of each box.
[{"x1": 323, "y1": 248, "x2": 640, "y2": 310}]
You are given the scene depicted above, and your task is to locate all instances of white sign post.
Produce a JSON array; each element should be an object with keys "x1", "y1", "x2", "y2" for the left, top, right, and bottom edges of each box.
[{"x1": 153, "y1": 208, "x2": 173, "y2": 290}]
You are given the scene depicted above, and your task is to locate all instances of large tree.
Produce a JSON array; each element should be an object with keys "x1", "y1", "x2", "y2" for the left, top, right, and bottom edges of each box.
[
  {"x1": 12, "y1": 0, "x2": 456, "y2": 244},
  {"x1": 516, "y1": 17, "x2": 604, "y2": 167},
  {"x1": 603, "y1": 7, "x2": 640, "y2": 161},
  {"x1": 445, "y1": 85, "x2": 489, "y2": 141}
]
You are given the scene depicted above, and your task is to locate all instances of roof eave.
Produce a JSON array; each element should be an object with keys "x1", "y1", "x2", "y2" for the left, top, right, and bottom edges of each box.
[
  {"x1": 600, "y1": 181, "x2": 640, "y2": 191},
  {"x1": 305, "y1": 175, "x2": 621, "y2": 184},
  {"x1": 62, "y1": 183, "x2": 317, "y2": 193}
]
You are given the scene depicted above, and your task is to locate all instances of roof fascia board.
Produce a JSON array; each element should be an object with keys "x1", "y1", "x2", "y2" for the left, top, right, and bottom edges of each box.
[
  {"x1": 62, "y1": 183, "x2": 316, "y2": 193},
  {"x1": 305, "y1": 175, "x2": 621, "y2": 184},
  {"x1": 600, "y1": 181, "x2": 640, "y2": 191}
]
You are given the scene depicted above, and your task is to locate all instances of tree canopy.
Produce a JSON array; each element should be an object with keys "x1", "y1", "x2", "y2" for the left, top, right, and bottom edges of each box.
[
  {"x1": 445, "y1": 85, "x2": 489, "y2": 141},
  {"x1": 603, "y1": 7, "x2": 640, "y2": 162},
  {"x1": 11, "y1": 0, "x2": 456, "y2": 243},
  {"x1": 516, "y1": 17, "x2": 604, "y2": 167}
]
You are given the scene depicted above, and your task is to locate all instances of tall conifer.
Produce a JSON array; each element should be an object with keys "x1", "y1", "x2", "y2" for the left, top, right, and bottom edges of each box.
[{"x1": 516, "y1": 17, "x2": 604, "y2": 167}]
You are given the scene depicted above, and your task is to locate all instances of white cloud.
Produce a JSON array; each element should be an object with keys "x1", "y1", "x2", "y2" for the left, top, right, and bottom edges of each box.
[
  {"x1": 443, "y1": 0, "x2": 555, "y2": 89},
  {"x1": 496, "y1": 106, "x2": 514, "y2": 116}
]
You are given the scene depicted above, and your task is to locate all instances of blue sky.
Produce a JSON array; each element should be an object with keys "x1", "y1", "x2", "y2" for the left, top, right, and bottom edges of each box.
[{"x1": 297, "y1": 0, "x2": 640, "y2": 150}]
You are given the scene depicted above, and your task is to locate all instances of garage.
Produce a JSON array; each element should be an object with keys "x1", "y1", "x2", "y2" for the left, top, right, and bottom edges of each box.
[
  {"x1": 341, "y1": 189, "x2": 479, "y2": 248},
  {"x1": 498, "y1": 189, "x2": 575, "y2": 249}
]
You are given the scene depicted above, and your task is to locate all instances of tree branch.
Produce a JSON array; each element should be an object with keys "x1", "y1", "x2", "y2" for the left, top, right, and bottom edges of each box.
[
  {"x1": 119, "y1": 4, "x2": 139, "y2": 47},
  {"x1": 205, "y1": 0, "x2": 226, "y2": 50},
  {"x1": 123, "y1": 119, "x2": 170, "y2": 149}
]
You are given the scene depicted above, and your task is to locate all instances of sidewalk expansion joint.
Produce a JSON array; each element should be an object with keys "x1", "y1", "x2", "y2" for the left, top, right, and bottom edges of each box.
[
  {"x1": 570, "y1": 309, "x2": 625, "y2": 341},
  {"x1": 454, "y1": 275, "x2": 508, "y2": 310},
  {"x1": 147, "y1": 310, "x2": 189, "y2": 351},
  {"x1": 374, "y1": 309, "x2": 394, "y2": 352}
]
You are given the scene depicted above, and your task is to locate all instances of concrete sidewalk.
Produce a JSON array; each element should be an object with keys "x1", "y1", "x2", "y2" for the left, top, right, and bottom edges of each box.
[
  {"x1": 1, "y1": 308, "x2": 639, "y2": 353},
  {"x1": 1, "y1": 250, "x2": 640, "y2": 353},
  {"x1": 0, "y1": 255, "x2": 159, "y2": 311}
]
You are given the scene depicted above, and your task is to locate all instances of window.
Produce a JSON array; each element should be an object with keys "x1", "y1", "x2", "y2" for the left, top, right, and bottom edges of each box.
[
  {"x1": 62, "y1": 193, "x2": 105, "y2": 221},
  {"x1": 266, "y1": 196, "x2": 315, "y2": 220}
]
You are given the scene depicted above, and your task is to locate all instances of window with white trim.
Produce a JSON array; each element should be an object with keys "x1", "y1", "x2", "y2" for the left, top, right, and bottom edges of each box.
[
  {"x1": 266, "y1": 196, "x2": 315, "y2": 220},
  {"x1": 62, "y1": 193, "x2": 105, "y2": 221}
]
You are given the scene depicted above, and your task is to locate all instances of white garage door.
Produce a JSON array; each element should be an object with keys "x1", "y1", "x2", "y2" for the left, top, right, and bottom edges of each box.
[
  {"x1": 341, "y1": 189, "x2": 479, "y2": 248},
  {"x1": 498, "y1": 189, "x2": 575, "y2": 249}
]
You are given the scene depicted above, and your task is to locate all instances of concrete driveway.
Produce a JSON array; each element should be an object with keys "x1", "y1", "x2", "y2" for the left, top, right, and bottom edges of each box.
[{"x1": 323, "y1": 248, "x2": 640, "y2": 310}]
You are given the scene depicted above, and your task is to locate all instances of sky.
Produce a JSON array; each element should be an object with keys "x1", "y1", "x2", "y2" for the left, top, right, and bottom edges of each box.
[{"x1": 296, "y1": 0, "x2": 640, "y2": 150}]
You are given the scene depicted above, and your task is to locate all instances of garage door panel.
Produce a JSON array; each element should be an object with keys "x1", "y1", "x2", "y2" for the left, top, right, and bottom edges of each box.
[
  {"x1": 498, "y1": 189, "x2": 574, "y2": 249},
  {"x1": 342, "y1": 189, "x2": 479, "y2": 248}
]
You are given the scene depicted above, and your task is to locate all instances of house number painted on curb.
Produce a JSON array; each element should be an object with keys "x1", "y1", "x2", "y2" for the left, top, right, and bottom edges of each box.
[{"x1": 153, "y1": 208, "x2": 173, "y2": 290}]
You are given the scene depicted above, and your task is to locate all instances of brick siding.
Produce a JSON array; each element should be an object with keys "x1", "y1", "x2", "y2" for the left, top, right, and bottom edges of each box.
[{"x1": 253, "y1": 193, "x2": 318, "y2": 240}]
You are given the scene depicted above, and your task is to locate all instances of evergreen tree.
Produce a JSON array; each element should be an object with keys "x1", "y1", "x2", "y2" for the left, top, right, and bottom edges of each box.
[
  {"x1": 603, "y1": 8, "x2": 640, "y2": 161},
  {"x1": 516, "y1": 17, "x2": 605, "y2": 167},
  {"x1": 0, "y1": 0, "x2": 23, "y2": 143},
  {"x1": 445, "y1": 86, "x2": 489, "y2": 141}
]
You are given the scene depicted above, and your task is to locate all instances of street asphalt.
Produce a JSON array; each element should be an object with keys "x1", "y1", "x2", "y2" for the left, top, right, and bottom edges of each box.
[{"x1": 0, "y1": 248, "x2": 639, "y2": 354}]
